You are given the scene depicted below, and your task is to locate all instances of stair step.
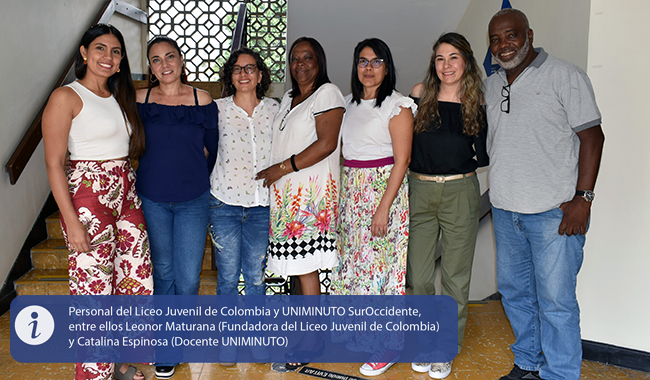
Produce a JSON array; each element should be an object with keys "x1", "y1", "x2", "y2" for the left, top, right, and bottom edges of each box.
[
  {"x1": 31, "y1": 238, "x2": 69, "y2": 270},
  {"x1": 30, "y1": 238, "x2": 213, "y2": 271},
  {"x1": 14, "y1": 269, "x2": 69, "y2": 296},
  {"x1": 18, "y1": 212, "x2": 219, "y2": 296},
  {"x1": 46, "y1": 212, "x2": 64, "y2": 239},
  {"x1": 43, "y1": 213, "x2": 214, "y2": 270},
  {"x1": 15, "y1": 269, "x2": 217, "y2": 296}
]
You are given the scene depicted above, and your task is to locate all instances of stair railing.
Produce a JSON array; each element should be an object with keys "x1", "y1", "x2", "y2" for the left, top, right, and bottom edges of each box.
[{"x1": 5, "y1": 0, "x2": 147, "y2": 185}]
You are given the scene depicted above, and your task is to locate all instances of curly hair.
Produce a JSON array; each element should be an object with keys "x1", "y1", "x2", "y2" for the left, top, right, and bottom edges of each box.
[
  {"x1": 220, "y1": 48, "x2": 272, "y2": 99},
  {"x1": 414, "y1": 32, "x2": 485, "y2": 136}
]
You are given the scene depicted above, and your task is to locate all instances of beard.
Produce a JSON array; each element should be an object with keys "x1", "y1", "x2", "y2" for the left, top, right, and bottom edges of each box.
[{"x1": 494, "y1": 34, "x2": 531, "y2": 70}]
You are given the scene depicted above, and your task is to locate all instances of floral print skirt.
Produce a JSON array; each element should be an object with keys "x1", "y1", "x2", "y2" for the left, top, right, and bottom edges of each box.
[
  {"x1": 331, "y1": 164, "x2": 409, "y2": 296},
  {"x1": 330, "y1": 164, "x2": 408, "y2": 352},
  {"x1": 267, "y1": 170, "x2": 339, "y2": 276}
]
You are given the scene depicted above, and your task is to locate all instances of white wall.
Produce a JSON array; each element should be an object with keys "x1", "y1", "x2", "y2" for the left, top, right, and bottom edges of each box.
[
  {"x1": 288, "y1": 0, "x2": 471, "y2": 96},
  {"x1": 457, "y1": 0, "x2": 590, "y2": 74},
  {"x1": 0, "y1": 0, "x2": 143, "y2": 289},
  {"x1": 579, "y1": 0, "x2": 650, "y2": 353}
]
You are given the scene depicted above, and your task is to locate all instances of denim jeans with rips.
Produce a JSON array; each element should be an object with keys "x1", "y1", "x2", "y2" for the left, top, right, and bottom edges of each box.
[
  {"x1": 209, "y1": 195, "x2": 269, "y2": 295},
  {"x1": 492, "y1": 207, "x2": 586, "y2": 380}
]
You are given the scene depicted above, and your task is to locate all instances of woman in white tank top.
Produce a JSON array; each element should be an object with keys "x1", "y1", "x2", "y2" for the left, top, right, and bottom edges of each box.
[{"x1": 42, "y1": 24, "x2": 152, "y2": 380}]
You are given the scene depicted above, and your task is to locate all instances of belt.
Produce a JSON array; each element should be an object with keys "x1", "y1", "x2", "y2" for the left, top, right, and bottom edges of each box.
[{"x1": 410, "y1": 171, "x2": 476, "y2": 183}]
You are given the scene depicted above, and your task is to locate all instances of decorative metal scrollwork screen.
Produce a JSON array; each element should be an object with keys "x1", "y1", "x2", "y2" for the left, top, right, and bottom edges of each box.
[{"x1": 147, "y1": 0, "x2": 287, "y2": 82}]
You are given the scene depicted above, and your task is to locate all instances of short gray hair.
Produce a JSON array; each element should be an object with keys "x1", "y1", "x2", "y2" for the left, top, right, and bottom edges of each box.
[{"x1": 491, "y1": 8, "x2": 530, "y2": 30}]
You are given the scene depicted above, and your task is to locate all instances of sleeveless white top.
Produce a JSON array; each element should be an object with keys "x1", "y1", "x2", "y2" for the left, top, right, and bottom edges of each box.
[{"x1": 65, "y1": 81, "x2": 131, "y2": 160}]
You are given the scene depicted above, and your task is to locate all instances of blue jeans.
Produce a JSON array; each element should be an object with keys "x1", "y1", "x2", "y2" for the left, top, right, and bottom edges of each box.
[
  {"x1": 209, "y1": 195, "x2": 269, "y2": 295},
  {"x1": 140, "y1": 190, "x2": 209, "y2": 296},
  {"x1": 492, "y1": 207, "x2": 585, "y2": 380}
]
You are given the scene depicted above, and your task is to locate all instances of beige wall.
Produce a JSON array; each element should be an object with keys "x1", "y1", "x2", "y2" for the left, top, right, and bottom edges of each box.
[
  {"x1": 579, "y1": 0, "x2": 650, "y2": 353},
  {"x1": 0, "y1": 0, "x2": 144, "y2": 289}
]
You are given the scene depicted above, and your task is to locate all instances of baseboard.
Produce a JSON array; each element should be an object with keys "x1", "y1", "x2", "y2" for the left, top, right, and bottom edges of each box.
[
  {"x1": 0, "y1": 193, "x2": 58, "y2": 315},
  {"x1": 582, "y1": 340, "x2": 650, "y2": 373},
  {"x1": 481, "y1": 292, "x2": 502, "y2": 301}
]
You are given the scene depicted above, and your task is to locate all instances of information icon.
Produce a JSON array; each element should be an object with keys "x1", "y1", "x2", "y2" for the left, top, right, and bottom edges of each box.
[{"x1": 14, "y1": 305, "x2": 55, "y2": 345}]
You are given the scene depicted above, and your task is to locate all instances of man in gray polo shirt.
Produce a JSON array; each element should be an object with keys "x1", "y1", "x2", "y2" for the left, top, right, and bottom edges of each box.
[{"x1": 485, "y1": 9, "x2": 605, "y2": 380}]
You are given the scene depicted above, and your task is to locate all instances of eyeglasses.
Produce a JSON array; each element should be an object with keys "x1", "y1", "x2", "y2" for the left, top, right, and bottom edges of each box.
[
  {"x1": 357, "y1": 58, "x2": 384, "y2": 69},
  {"x1": 501, "y1": 84, "x2": 511, "y2": 114},
  {"x1": 232, "y1": 64, "x2": 257, "y2": 74}
]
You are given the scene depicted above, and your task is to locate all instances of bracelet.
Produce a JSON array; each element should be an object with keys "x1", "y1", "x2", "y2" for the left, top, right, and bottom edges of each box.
[
  {"x1": 290, "y1": 154, "x2": 299, "y2": 172},
  {"x1": 279, "y1": 160, "x2": 289, "y2": 174}
]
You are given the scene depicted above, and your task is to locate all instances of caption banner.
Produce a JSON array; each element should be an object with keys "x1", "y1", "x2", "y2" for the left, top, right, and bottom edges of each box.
[{"x1": 11, "y1": 295, "x2": 457, "y2": 363}]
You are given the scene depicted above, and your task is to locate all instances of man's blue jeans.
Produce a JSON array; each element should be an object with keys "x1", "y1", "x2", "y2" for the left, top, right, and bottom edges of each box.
[
  {"x1": 140, "y1": 190, "x2": 209, "y2": 296},
  {"x1": 492, "y1": 207, "x2": 585, "y2": 380},
  {"x1": 208, "y1": 195, "x2": 268, "y2": 295}
]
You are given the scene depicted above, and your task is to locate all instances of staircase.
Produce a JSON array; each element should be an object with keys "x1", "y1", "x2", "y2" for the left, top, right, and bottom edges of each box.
[{"x1": 14, "y1": 212, "x2": 218, "y2": 296}]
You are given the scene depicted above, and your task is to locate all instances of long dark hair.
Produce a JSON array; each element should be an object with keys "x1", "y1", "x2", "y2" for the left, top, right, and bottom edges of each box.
[
  {"x1": 414, "y1": 32, "x2": 485, "y2": 136},
  {"x1": 288, "y1": 37, "x2": 331, "y2": 98},
  {"x1": 220, "y1": 48, "x2": 272, "y2": 99},
  {"x1": 350, "y1": 38, "x2": 397, "y2": 108},
  {"x1": 74, "y1": 24, "x2": 145, "y2": 159},
  {"x1": 146, "y1": 36, "x2": 190, "y2": 87}
]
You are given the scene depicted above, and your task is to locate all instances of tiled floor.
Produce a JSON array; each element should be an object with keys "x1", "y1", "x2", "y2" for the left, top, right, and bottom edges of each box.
[{"x1": 0, "y1": 301, "x2": 647, "y2": 380}]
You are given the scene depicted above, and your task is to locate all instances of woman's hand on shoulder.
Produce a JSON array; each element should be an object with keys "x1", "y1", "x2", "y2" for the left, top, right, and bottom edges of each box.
[
  {"x1": 410, "y1": 83, "x2": 424, "y2": 98},
  {"x1": 196, "y1": 88, "x2": 214, "y2": 106}
]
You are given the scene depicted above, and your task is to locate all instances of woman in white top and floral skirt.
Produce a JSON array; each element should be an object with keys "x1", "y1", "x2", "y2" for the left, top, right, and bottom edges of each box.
[{"x1": 330, "y1": 38, "x2": 415, "y2": 377}]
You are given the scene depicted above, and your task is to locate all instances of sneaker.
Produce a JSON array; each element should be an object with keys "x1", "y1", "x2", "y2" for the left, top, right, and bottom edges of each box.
[
  {"x1": 429, "y1": 361, "x2": 452, "y2": 379},
  {"x1": 359, "y1": 350, "x2": 400, "y2": 377},
  {"x1": 500, "y1": 365, "x2": 541, "y2": 380},
  {"x1": 154, "y1": 365, "x2": 175, "y2": 379},
  {"x1": 412, "y1": 361, "x2": 431, "y2": 373}
]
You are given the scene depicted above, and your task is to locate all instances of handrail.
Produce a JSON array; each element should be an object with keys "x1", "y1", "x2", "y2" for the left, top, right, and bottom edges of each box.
[{"x1": 5, "y1": 0, "x2": 146, "y2": 185}]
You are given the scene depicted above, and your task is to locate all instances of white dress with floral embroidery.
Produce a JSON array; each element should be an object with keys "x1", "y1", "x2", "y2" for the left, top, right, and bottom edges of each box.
[{"x1": 267, "y1": 83, "x2": 345, "y2": 276}]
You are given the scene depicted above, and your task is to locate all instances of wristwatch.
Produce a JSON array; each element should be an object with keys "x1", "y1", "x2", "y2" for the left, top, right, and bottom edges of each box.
[
  {"x1": 576, "y1": 190, "x2": 595, "y2": 202},
  {"x1": 279, "y1": 160, "x2": 289, "y2": 174}
]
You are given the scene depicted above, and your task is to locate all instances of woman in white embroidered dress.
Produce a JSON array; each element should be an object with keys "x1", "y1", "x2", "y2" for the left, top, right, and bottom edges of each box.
[
  {"x1": 256, "y1": 37, "x2": 345, "y2": 295},
  {"x1": 256, "y1": 37, "x2": 345, "y2": 370}
]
